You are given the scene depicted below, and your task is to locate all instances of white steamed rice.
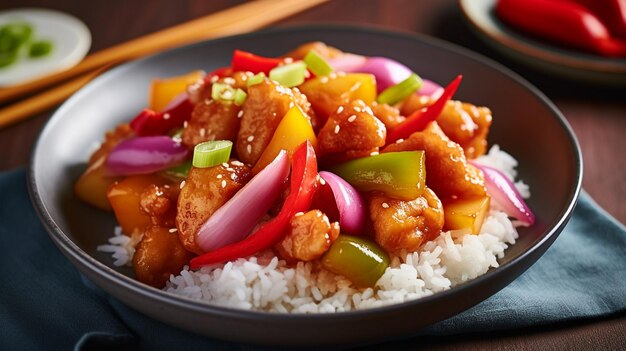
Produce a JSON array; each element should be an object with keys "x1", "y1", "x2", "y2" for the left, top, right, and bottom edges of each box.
[{"x1": 98, "y1": 145, "x2": 528, "y2": 313}]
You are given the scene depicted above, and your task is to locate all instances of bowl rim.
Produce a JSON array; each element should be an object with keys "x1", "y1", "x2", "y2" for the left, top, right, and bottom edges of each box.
[{"x1": 27, "y1": 24, "x2": 583, "y2": 322}]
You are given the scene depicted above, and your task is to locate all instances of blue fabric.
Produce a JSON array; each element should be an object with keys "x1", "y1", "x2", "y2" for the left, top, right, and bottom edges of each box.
[{"x1": 1, "y1": 168, "x2": 625, "y2": 350}]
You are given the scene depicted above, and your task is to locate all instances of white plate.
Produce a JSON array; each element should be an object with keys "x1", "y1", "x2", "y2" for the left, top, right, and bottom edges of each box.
[
  {"x1": 0, "y1": 8, "x2": 91, "y2": 87},
  {"x1": 460, "y1": 0, "x2": 626, "y2": 85}
]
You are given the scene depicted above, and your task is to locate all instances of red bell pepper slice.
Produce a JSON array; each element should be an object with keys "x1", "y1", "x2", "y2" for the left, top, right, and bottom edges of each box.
[
  {"x1": 231, "y1": 49, "x2": 282, "y2": 74},
  {"x1": 204, "y1": 66, "x2": 232, "y2": 83},
  {"x1": 386, "y1": 75, "x2": 462, "y2": 144},
  {"x1": 190, "y1": 141, "x2": 318, "y2": 268},
  {"x1": 129, "y1": 98, "x2": 194, "y2": 136}
]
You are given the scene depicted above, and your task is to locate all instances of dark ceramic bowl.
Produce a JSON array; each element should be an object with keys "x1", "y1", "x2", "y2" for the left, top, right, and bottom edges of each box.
[{"x1": 29, "y1": 25, "x2": 582, "y2": 346}]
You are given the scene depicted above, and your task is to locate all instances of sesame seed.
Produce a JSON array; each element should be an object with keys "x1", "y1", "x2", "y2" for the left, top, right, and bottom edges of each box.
[
  {"x1": 237, "y1": 110, "x2": 244, "y2": 118},
  {"x1": 163, "y1": 185, "x2": 170, "y2": 189},
  {"x1": 334, "y1": 125, "x2": 340, "y2": 134},
  {"x1": 231, "y1": 160, "x2": 244, "y2": 166},
  {"x1": 319, "y1": 177, "x2": 326, "y2": 185},
  {"x1": 221, "y1": 180, "x2": 227, "y2": 188},
  {"x1": 382, "y1": 202, "x2": 389, "y2": 208},
  {"x1": 179, "y1": 180, "x2": 186, "y2": 189},
  {"x1": 247, "y1": 135, "x2": 254, "y2": 142},
  {"x1": 210, "y1": 76, "x2": 219, "y2": 83},
  {"x1": 222, "y1": 162, "x2": 229, "y2": 168},
  {"x1": 336, "y1": 106, "x2": 344, "y2": 114},
  {"x1": 217, "y1": 174, "x2": 223, "y2": 179},
  {"x1": 396, "y1": 139, "x2": 404, "y2": 144},
  {"x1": 230, "y1": 173, "x2": 237, "y2": 180},
  {"x1": 353, "y1": 107, "x2": 361, "y2": 112},
  {"x1": 347, "y1": 115, "x2": 357, "y2": 122},
  {"x1": 183, "y1": 121, "x2": 189, "y2": 128},
  {"x1": 295, "y1": 212, "x2": 304, "y2": 217},
  {"x1": 247, "y1": 144, "x2": 252, "y2": 154},
  {"x1": 370, "y1": 151, "x2": 379, "y2": 156},
  {"x1": 289, "y1": 102, "x2": 294, "y2": 108},
  {"x1": 320, "y1": 77, "x2": 328, "y2": 84},
  {"x1": 223, "y1": 77, "x2": 235, "y2": 85},
  {"x1": 221, "y1": 90, "x2": 233, "y2": 99},
  {"x1": 226, "y1": 167, "x2": 235, "y2": 172},
  {"x1": 199, "y1": 128, "x2": 206, "y2": 137},
  {"x1": 156, "y1": 190, "x2": 163, "y2": 196},
  {"x1": 168, "y1": 228, "x2": 178, "y2": 233},
  {"x1": 162, "y1": 113, "x2": 170, "y2": 120}
]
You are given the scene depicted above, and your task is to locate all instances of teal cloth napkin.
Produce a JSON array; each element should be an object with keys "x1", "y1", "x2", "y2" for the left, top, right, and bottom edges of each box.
[{"x1": 1, "y1": 168, "x2": 625, "y2": 350}]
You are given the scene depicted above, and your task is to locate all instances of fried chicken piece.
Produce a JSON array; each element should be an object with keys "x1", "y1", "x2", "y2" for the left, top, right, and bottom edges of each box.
[
  {"x1": 133, "y1": 226, "x2": 194, "y2": 288},
  {"x1": 274, "y1": 210, "x2": 340, "y2": 262},
  {"x1": 370, "y1": 102, "x2": 405, "y2": 130},
  {"x1": 383, "y1": 122, "x2": 486, "y2": 200},
  {"x1": 400, "y1": 95, "x2": 492, "y2": 158},
  {"x1": 181, "y1": 100, "x2": 241, "y2": 148},
  {"x1": 235, "y1": 80, "x2": 314, "y2": 165},
  {"x1": 317, "y1": 100, "x2": 386, "y2": 156},
  {"x1": 140, "y1": 183, "x2": 180, "y2": 228},
  {"x1": 369, "y1": 188, "x2": 444, "y2": 255},
  {"x1": 176, "y1": 161, "x2": 251, "y2": 254}
]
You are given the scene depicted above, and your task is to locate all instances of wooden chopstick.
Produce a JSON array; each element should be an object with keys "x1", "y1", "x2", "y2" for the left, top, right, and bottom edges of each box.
[{"x1": 0, "y1": 0, "x2": 328, "y2": 128}]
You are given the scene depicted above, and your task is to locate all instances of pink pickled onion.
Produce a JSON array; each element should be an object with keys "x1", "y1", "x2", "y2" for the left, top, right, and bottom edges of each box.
[
  {"x1": 106, "y1": 136, "x2": 189, "y2": 176},
  {"x1": 326, "y1": 54, "x2": 367, "y2": 72},
  {"x1": 470, "y1": 161, "x2": 535, "y2": 226},
  {"x1": 418, "y1": 79, "x2": 444, "y2": 98},
  {"x1": 196, "y1": 150, "x2": 290, "y2": 252},
  {"x1": 319, "y1": 171, "x2": 366, "y2": 235},
  {"x1": 347, "y1": 56, "x2": 413, "y2": 92}
]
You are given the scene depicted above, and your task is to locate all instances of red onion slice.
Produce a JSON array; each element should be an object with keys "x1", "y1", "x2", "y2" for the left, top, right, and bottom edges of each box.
[
  {"x1": 106, "y1": 136, "x2": 189, "y2": 176},
  {"x1": 471, "y1": 161, "x2": 535, "y2": 226},
  {"x1": 196, "y1": 150, "x2": 290, "y2": 252},
  {"x1": 319, "y1": 171, "x2": 366, "y2": 235}
]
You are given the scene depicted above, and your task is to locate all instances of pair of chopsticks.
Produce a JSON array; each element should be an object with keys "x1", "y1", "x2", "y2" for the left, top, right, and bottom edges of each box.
[{"x1": 0, "y1": 0, "x2": 328, "y2": 128}]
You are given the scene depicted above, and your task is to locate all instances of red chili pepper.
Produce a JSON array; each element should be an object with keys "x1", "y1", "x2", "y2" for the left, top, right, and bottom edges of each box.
[
  {"x1": 496, "y1": 0, "x2": 626, "y2": 57},
  {"x1": 190, "y1": 141, "x2": 318, "y2": 268},
  {"x1": 565, "y1": 0, "x2": 626, "y2": 39},
  {"x1": 129, "y1": 98, "x2": 194, "y2": 136},
  {"x1": 231, "y1": 50, "x2": 282, "y2": 74},
  {"x1": 386, "y1": 75, "x2": 462, "y2": 144}
]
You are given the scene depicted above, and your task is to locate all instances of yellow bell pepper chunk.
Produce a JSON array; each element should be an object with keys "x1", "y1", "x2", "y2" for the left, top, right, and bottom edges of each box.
[
  {"x1": 443, "y1": 196, "x2": 491, "y2": 234},
  {"x1": 74, "y1": 157, "x2": 119, "y2": 211},
  {"x1": 149, "y1": 70, "x2": 204, "y2": 112},
  {"x1": 107, "y1": 174, "x2": 170, "y2": 235},
  {"x1": 252, "y1": 106, "x2": 317, "y2": 174}
]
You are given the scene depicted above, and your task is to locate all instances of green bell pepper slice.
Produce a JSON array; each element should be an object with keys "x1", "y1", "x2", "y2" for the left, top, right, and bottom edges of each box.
[
  {"x1": 330, "y1": 151, "x2": 425, "y2": 201},
  {"x1": 321, "y1": 235, "x2": 390, "y2": 288}
]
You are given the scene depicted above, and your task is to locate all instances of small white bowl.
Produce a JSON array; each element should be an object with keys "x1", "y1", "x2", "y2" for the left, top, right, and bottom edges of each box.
[{"x1": 0, "y1": 8, "x2": 91, "y2": 87}]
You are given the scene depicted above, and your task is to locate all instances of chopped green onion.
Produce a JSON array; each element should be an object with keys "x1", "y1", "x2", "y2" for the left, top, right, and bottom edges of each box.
[
  {"x1": 234, "y1": 88, "x2": 247, "y2": 106},
  {"x1": 211, "y1": 83, "x2": 235, "y2": 101},
  {"x1": 193, "y1": 140, "x2": 233, "y2": 168},
  {"x1": 377, "y1": 73, "x2": 423, "y2": 105},
  {"x1": 164, "y1": 160, "x2": 192, "y2": 179},
  {"x1": 0, "y1": 22, "x2": 33, "y2": 53},
  {"x1": 0, "y1": 51, "x2": 17, "y2": 68},
  {"x1": 269, "y1": 61, "x2": 306, "y2": 88},
  {"x1": 28, "y1": 40, "x2": 53, "y2": 58},
  {"x1": 247, "y1": 72, "x2": 266, "y2": 87},
  {"x1": 304, "y1": 50, "x2": 333, "y2": 76}
]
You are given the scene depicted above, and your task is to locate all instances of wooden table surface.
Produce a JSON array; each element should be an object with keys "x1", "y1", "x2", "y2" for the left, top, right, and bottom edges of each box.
[{"x1": 1, "y1": 0, "x2": 624, "y2": 349}]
